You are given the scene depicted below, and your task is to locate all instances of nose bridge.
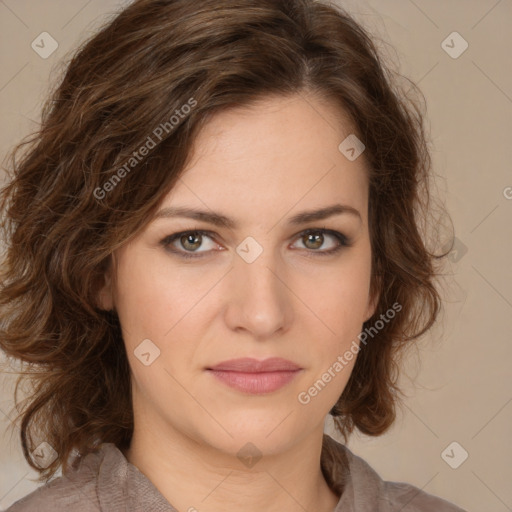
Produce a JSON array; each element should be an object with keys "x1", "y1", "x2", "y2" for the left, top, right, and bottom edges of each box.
[
  {"x1": 239, "y1": 243, "x2": 279, "y2": 291},
  {"x1": 225, "y1": 238, "x2": 291, "y2": 336}
]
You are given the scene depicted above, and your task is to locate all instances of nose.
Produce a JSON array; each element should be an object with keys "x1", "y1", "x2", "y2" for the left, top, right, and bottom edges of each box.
[{"x1": 223, "y1": 247, "x2": 293, "y2": 340}]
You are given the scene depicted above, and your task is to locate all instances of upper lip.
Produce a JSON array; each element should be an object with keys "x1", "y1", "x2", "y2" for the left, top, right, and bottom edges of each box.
[{"x1": 207, "y1": 357, "x2": 301, "y2": 372}]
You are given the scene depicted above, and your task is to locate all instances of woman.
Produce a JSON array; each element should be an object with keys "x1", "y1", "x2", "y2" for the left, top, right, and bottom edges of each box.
[{"x1": 0, "y1": 0, "x2": 466, "y2": 510}]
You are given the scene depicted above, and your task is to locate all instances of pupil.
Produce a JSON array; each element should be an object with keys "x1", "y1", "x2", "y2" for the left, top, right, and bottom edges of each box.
[
  {"x1": 306, "y1": 233, "x2": 322, "y2": 249},
  {"x1": 183, "y1": 233, "x2": 201, "y2": 250}
]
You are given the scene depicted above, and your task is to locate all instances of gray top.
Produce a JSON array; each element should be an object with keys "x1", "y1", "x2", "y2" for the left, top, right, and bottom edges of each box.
[{"x1": 7, "y1": 434, "x2": 467, "y2": 511}]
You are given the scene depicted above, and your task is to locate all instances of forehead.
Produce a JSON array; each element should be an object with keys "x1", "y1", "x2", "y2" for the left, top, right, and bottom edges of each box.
[
  {"x1": 188, "y1": 93, "x2": 361, "y2": 165},
  {"x1": 159, "y1": 93, "x2": 369, "y2": 224}
]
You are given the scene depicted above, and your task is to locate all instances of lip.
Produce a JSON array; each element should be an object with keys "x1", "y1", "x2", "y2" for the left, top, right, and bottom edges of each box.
[
  {"x1": 207, "y1": 357, "x2": 301, "y2": 372},
  {"x1": 206, "y1": 358, "x2": 303, "y2": 394}
]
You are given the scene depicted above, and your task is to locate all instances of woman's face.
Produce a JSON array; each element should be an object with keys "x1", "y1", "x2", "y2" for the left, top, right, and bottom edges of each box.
[{"x1": 100, "y1": 93, "x2": 377, "y2": 458}]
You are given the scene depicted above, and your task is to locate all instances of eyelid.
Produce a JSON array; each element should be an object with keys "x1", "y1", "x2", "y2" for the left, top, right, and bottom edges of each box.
[
  {"x1": 160, "y1": 229, "x2": 222, "y2": 257},
  {"x1": 159, "y1": 227, "x2": 352, "y2": 259}
]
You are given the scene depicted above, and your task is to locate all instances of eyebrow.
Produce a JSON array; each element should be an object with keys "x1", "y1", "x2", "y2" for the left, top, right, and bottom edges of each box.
[{"x1": 152, "y1": 203, "x2": 362, "y2": 230}]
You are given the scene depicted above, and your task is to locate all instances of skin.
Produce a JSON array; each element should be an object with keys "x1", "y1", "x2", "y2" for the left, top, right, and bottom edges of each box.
[{"x1": 98, "y1": 92, "x2": 378, "y2": 512}]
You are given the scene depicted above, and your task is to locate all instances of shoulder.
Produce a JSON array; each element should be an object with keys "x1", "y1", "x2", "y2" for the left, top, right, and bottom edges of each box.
[
  {"x1": 380, "y1": 480, "x2": 468, "y2": 512},
  {"x1": 7, "y1": 442, "x2": 178, "y2": 512},
  {"x1": 5, "y1": 476, "x2": 100, "y2": 512},
  {"x1": 5, "y1": 446, "x2": 108, "y2": 511},
  {"x1": 322, "y1": 434, "x2": 468, "y2": 512}
]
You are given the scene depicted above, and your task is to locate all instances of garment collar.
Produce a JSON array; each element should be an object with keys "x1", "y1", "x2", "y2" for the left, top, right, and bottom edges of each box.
[{"x1": 72, "y1": 433, "x2": 381, "y2": 511}]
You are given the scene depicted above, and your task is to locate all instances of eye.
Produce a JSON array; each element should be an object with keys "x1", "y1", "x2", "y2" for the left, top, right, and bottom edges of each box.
[
  {"x1": 159, "y1": 228, "x2": 352, "y2": 260},
  {"x1": 291, "y1": 228, "x2": 351, "y2": 256},
  {"x1": 160, "y1": 230, "x2": 220, "y2": 259}
]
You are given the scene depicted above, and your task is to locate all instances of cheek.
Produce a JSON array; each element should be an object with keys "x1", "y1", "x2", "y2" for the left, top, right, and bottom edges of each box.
[
  {"x1": 114, "y1": 274, "x2": 167, "y2": 342},
  {"x1": 306, "y1": 256, "x2": 371, "y2": 328},
  {"x1": 113, "y1": 250, "x2": 191, "y2": 339},
  {"x1": 301, "y1": 255, "x2": 371, "y2": 380},
  {"x1": 113, "y1": 252, "x2": 211, "y2": 385}
]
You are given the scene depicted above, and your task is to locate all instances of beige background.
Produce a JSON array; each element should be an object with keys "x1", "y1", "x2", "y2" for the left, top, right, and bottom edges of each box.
[{"x1": 0, "y1": 1, "x2": 511, "y2": 511}]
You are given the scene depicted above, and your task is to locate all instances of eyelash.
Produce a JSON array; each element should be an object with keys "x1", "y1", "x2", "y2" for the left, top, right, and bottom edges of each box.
[{"x1": 159, "y1": 228, "x2": 352, "y2": 260}]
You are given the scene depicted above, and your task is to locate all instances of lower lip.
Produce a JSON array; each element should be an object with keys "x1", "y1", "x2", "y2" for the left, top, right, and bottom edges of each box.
[{"x1": 207, "y1": 369, "x2": 302, "y2": 394}]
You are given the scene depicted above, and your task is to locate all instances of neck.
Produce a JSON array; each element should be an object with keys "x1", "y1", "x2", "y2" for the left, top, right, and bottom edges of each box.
[{"x1": 123, "y1": 421, "x2": 340, "y2": 512}]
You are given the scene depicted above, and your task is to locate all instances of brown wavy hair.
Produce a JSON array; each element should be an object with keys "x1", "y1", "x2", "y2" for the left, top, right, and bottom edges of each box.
[{"x1": 0, "y1": 0, "x2": 452, "y2": 482}]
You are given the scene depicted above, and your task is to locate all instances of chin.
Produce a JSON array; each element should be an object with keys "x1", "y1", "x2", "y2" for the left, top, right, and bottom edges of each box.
[{"x1": 195, "y1": 413, "x2": 308, "y2": 459}]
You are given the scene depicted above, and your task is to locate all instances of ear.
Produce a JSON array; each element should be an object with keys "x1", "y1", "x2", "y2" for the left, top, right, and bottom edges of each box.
[
  {"x1": 96, "y1": 261, "x2": 114, "y2": 311},
  {"x1": 363, "y1": 286, "x2": 379, "y2": 323}
]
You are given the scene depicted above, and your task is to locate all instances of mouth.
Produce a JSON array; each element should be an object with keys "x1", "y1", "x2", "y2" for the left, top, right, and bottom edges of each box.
[{"x1": 206, "y1": 357, "x2": 303, "y2": 394}]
